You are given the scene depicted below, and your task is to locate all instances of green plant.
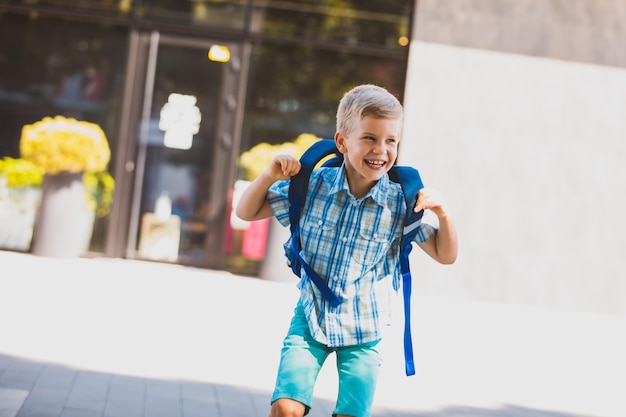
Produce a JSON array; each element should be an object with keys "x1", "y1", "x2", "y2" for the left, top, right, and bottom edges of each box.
[
  {"x1": 83, "y1": 171, "x2": 115, "y2": 218},
  {"x1": 0, "y1": 157, "x2": 44, "y2": 187}
]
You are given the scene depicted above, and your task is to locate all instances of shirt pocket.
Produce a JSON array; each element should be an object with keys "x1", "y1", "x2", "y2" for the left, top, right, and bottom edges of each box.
[
  {"x1": 300, "y1": 214, "x2": 338, "y2": 262},
  {"x1": 351, "y1": 218, "x2": 397, "y2": 267}
]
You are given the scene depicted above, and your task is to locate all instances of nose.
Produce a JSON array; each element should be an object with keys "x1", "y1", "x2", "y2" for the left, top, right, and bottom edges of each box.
[{"x1": 373, "y1": 142, "x2": 384, "y2": 154}]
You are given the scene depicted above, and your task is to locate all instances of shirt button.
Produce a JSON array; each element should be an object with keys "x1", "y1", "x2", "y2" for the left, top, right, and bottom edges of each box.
[
  {"x1": 373, "y1": 233, "x2": 378, "y2": 238},
  {"x1": 342, "y1": 237, "x2": 348, "y2": 243},
  {"x1": 333, "y1": 276, "x2": 340, "y2": 281},
  {"x1": 317, "y1": 220, "x2": 323, "y2": 226}
]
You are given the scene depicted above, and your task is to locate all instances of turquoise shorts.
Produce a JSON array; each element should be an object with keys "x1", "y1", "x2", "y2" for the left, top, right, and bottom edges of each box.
[{"x1": 271, "y1": 303, "x2": 382, "y2": 417}]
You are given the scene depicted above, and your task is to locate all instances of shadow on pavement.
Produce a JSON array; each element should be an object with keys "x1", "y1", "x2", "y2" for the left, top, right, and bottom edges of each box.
[{"x1": 0, "y1": 353, "x2": 594, "y2": 417}]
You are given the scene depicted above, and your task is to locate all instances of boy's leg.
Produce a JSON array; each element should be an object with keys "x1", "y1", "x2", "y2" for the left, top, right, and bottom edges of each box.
[
  {"x1": 269, "y1": 398, "x2": 307, "y2": 417},
  {"x1": 271, "y1": 302, "x2": 330, "y2": 416},
  {"x1": 333, "y1": 340, "x2": 382, "y2": 417}
]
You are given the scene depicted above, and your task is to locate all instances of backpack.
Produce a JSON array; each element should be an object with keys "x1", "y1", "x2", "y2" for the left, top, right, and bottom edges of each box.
[{"x1": 287, "y1": 139, "x2": 425, "y2": 376}]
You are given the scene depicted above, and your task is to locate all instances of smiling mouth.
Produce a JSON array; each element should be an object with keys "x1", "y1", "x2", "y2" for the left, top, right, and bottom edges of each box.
[{"x1": 366, "y1": 160, "x2": 386, "y2": 168}]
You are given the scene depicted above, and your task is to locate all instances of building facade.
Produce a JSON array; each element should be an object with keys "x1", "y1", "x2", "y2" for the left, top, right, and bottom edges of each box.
[
  {"x1": 400, "y1": 0, "x2": 626, "y2": 316},
  {"x1": 257, "y1": 0, "x2": 626, "y2": 317},
  {"x1": 0, "y1": 0, "x2": 414, "y2": 274},
  {"x1": 1, "y1": 0, "x2": 624, "y2": 316}
]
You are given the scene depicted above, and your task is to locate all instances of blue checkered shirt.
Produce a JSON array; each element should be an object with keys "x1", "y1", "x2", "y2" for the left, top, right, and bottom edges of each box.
[{"x1": 268, "y1": 165, "x2": 438, "y2": 347}]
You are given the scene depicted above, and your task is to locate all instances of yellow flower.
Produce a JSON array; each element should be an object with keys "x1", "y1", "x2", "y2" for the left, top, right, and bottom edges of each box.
[
  {"x1": 20, "y1": 116, "x2": 111, "y2": 174},
  {"x1": 239, "y1": 133, "x2": 326, "y2": 181},
  {"x1": 0, "y1": 157, "x2": 45, "y2": 188}
]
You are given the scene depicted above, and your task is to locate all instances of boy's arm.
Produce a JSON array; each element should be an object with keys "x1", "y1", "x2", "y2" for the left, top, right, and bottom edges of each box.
[
  {"x1": 235, "y1": 155, "x2": 301, "y2": 221},
  {"x1": 414, "y1": 188, "x2": 458, "y2": 265}
]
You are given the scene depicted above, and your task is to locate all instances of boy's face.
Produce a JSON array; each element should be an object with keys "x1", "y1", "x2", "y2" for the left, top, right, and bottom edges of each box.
[{"x1": 334, "y1": 115, "x2": 401, "y2": 197}]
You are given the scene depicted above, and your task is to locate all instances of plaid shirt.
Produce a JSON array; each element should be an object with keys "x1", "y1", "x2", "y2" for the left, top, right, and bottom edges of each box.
[{"x1": 268, "y1": 165, "x2": 438, "y2": 347}]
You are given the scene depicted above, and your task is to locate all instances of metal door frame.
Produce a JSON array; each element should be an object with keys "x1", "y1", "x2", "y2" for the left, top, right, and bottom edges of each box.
[{"x1": 106, "y1": 30, "x2": 249, "y2": 269}]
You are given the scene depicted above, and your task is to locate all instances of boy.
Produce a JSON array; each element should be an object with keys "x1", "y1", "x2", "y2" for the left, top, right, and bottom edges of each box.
[{"x1": 236, "y1": 84, "x2": 458, "y2": 417}]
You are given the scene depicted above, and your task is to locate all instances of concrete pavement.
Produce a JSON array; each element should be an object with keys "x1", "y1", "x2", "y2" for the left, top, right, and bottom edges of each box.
[{"x1": 1, "y1": 250, "x2": 624, "y2": 417}]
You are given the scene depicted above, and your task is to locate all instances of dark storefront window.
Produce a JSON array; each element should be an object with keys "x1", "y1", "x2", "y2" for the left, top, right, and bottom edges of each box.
[
  {"x1": 251, "y1": 0, "x2": 411, "y2": 49},
  {"x1": 0, "y1": 13, "x2": 128, "y2": 252},
  {"x1": 0, "y1": 1, "x2": 413, "y2": 269},
  {"x1": 0, "y1": 0, "x2": 133, "y2": 15},
  {"x1": 130, "y1": 39, "x2": 230, "y2": 266},
  {"x1": 135, "y1": 0, "x2": 247, "y2": 30},
  {"x1": 240, "y1": 42, "x2": 407, "y2": 155},
  {"x1": 228, "y1": 41, "x2": 408, "y2": 274}
]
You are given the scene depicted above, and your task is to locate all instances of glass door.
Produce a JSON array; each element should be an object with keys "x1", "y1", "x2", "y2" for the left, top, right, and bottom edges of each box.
[{"x1": 127, "y1": 32, "x2": 246, "y2": 269}]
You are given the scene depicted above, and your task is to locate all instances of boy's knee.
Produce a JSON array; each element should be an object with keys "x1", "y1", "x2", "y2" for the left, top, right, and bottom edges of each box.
[{"x1": 270, "y1": 398, "x2": 307, "y2": 417}]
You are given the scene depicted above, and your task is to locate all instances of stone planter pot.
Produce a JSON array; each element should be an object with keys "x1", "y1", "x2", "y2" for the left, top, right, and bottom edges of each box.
[
  {"x1": 31, "y1": 172, "x2": 95, "y2": 258},
  {"x1": 258, "y1": 217, "x2": 294, "y2": 283},
  {"x1": 0, "y1": 186, "x2": 42, "y2": 251}
]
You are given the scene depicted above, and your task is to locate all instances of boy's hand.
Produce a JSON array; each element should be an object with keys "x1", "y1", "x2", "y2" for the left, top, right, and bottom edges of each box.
[
  {"x1": 415, "y1": 187, "x2": 458, "y2": 264},
  {"x1": 236, "y1": 154, "x2": 301, "y2": 221},
  {"x1": 414, "y1": 187, "x2": 448, "y2": 217},
  {"x1": 266, "y1": 155, "x2": 302, "y2": 181}
]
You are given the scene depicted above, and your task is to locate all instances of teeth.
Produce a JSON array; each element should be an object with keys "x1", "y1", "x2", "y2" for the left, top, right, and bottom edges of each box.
[{"x1": 367, "y1": 160, "x2": 385, "y2": 167}]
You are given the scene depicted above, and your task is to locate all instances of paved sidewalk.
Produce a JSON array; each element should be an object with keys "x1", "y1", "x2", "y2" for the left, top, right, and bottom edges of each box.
[{"x1": 1, "y1": 250, "x2": 625, "y2": 417}]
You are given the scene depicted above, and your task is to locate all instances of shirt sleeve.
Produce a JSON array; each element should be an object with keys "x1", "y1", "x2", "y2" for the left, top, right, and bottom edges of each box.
[
  {"x1": 415, "y1": 209, "x2": 439, "y2": 243},
  {"x1": 267, "y1": 180, "x2": 291, "y2": 227}
]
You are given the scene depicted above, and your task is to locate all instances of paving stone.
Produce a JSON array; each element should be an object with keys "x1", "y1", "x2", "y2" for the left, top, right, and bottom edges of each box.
[
  {"x1": 59, "y1": 408, "x2": 101, "y2": 417},
  {"x1": 0, "y1": 361, "x2": 43, "y2": 390},
  {"x1": 19, "y1": 386, "x2": 68, "y2": 408},
  {"x1": 34, "y1": 365, "x2": 76, "y2": 389},
  {"x1": 0, "y1": 356, "x2": 12, "y2": 375},
  {"x1": 0, "y1": 388, "x2": 29, "y2": 417},
  {"x1": 103, "y1": 374, "x2": 145, "y2": 417},
  {"x1": 180, "y1": 381, "x2": 220, "y2": 417},
  {"x1": 144, "y1": 379, "x2": 182, "y2": 417},
  {"x1": 214, "y1": 384, "x2": 261, "y2": 417},
  {"x1": 64, "y1": 371, "x2": 111, "y2": 412}
]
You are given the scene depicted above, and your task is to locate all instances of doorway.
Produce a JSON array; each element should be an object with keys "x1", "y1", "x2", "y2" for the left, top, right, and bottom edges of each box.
[{"x1": 121, "y1": 32, "x2": 246, "y2": 269}]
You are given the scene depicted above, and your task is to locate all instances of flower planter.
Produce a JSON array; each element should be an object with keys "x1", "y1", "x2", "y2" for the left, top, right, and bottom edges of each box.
[
  {"x1": 9, "y1": 116, "x2": 112, "y2": 257},
  {"x1": 31, "y1": 172, "x2": 95, "y2": 258},
  {"x1": 0, "y1": 185, "x2": 42, "y2": 251}
]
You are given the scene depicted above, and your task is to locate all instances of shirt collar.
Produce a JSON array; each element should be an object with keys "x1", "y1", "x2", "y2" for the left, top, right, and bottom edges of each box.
[{"x1": 323, "y1": 164, "x2": 389, "y2": 208}]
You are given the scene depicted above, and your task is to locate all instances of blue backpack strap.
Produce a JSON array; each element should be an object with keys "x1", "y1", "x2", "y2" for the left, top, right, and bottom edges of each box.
[
  {"x1": 389, "y1": 166, "x2": 424, "y2": 376},
  {"x1": 288, "y1": 139, "x2": 342, "y2": 307},
  {"x1": 288, "y1": 140, "x2": 425, "y2": 375},
  {"x1": 288, "y1": 139, "x2": 341, "y2": 235}
]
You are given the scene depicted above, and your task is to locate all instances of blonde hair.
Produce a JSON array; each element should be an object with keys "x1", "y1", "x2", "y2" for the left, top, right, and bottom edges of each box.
[{"x1": 336, "y1": 84, "x2": 404, "y2": 136}]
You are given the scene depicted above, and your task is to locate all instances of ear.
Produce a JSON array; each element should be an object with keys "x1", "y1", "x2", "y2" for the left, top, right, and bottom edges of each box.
[{"x1": 334, "y1": 132, "x2": 347, "y2": 154}]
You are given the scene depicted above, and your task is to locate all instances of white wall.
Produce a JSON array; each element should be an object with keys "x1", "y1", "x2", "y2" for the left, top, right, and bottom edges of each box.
[{"x1": 400, "y1": 41, "x2": 626, "y2": 316}]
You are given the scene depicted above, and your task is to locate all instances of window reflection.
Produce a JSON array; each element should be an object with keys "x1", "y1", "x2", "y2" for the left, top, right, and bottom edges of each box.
[
  {"x1": 0, "y1": 13, "x2": 128, "y2": 252},
  {"x1": 251, "y1": 0, "x2": 412, "y2": 48},
  {"x1": 136, "y1": 0, "x2": 246, "y2": 29},
  {"x1": 240, "y1": 42, "x2": 407, "y2": 160},
  {"x1": 135, "y1": 43, "x2": 221, "y2": 265},
  {"x1": 2, "y1": 0, "x2": 133, "y2": 14},
  {"x1": 0, "y1": 1, "x2": 413, "y2": 266}
]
